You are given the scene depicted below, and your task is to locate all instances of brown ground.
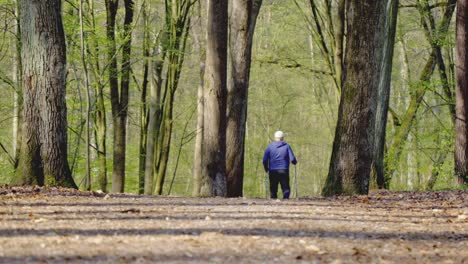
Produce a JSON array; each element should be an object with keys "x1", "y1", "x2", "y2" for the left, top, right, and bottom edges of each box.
[{"x1": 0, "y1": 187, "x2": 466, "y2": 263}]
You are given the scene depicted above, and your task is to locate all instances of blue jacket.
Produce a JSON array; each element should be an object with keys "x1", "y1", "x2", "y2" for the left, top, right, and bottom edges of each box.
[{"x1": 263, "y1": 141, "x2": 297, "y2": 171}]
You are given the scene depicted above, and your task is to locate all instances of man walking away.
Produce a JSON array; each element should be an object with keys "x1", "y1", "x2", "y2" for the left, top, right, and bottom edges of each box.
[{"x1": 263, "y1": 131, "x2": 297, "y2": 199}]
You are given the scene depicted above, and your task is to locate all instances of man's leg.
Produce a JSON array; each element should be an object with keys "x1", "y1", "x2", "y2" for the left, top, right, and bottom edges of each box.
[
  {"x1": 278, "y1": 170, "x2": 291, "y2": 199},
  {"x1": 269, "y1": 171, "x2": 279, "y2": 199}
]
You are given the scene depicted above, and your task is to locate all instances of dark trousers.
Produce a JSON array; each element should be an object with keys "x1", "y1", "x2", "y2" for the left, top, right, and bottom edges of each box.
[{"x1": 269, "y1": 169, "x2": 290, "y2": 199}]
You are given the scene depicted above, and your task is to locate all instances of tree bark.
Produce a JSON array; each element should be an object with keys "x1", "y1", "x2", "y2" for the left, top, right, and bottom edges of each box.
[
  {"x1": 79, "y1": 0, "x2": 92, "y2": 191},
  {"x1": 334, "y1": 0, "x2": 345, "y2": 90},
  {"x1": 13, "y1": 0, "x2": 22, "y2": 167},
  {"x1": 373, "y1": 0, "x2": 399, "y2": 189},
  {"x1": 226, "y1": 0, "x2": 262, "y2": 197},
  {"x1": 87, "y1": 0, "x2": 108, "y2": 192},
  {"x1": 106, "y1": 0, "x2": 134, "y2": 193},
  {"x1": 199, "y1": 0, "x2": 229, "y2": 197},
  {"x1": 14, "y1": 0, "x2": 77, "y2": 188},
  {"x1": 322, "y1": 0, "x2": 386, "y2": 196},
  {"x1": 138, "y1": 0, "x2": 150, "y2": 194},
  {"x1": 192, "y1": 1, "x2": 205, "y2": 196},
  {"x1": 455, "y1": 0, "x2": 468, "y2": 185}
]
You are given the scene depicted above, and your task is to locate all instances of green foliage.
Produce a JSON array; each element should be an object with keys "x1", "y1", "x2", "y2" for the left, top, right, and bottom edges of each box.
[{"x1": 0, "y1": 0, "x2": 462, "y2": 195}]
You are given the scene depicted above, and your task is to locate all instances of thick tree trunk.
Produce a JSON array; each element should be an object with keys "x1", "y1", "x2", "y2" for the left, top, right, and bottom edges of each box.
[
  {"x1": 373, "y1": 0, "x2": 399, "y2": 189},
  {"x1": 226, "y1": 0, "x2": 262, "y2": 197},
  {"x1": 322, "y1": 0, "x2": 386, "y2": 196},
  {"x1": 199, "y1": 0, "x2": 229, "y2": 197},
  {"x1": 14, "y1": 0, "x2": 77, "y2": 188},
  {"x1": 455, "y1": 0, "x2": 468, "y2": 185}
]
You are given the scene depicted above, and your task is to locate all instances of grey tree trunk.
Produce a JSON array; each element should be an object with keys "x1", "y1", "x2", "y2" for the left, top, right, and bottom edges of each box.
[
  {"x1": 192, "y1": 1, "x2": 205, "y2": 196},
  {"x1": 226, "y1": 0, "x2": 262, "y2": 197},
  {"x1": 12, "y1": 0, "x2": 22, "y2": 167},
  {"x1": 199, "y1": 0, "x2": 229, "y2": 197},
  {"x1": 322, "y1": 0, "x2": 386, "y2": 196},
  {"x1": 373, "y1": 0, "x2": 399, "y2": 189},
  {"x1": 455, "y1": 0, "x2": 468, "y2": 185},
  {"x1": 14, "y1": 0, "x2": 77, "y2": 188}
]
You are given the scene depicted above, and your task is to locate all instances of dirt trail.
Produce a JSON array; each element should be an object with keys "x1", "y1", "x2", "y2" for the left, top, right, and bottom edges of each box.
[{"x1": 0, "y1": 187, "x2": 466, "y2": 263}]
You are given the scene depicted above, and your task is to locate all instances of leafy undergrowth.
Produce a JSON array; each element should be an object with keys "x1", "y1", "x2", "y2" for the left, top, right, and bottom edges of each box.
[{"x1": 0, "y1": 186, "x2": 466, "y2": 263}]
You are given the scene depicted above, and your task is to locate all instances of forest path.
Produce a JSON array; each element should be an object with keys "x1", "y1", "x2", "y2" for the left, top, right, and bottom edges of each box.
[{"x1": 0, "y1": 187, "x2": 466, "y2": 263}]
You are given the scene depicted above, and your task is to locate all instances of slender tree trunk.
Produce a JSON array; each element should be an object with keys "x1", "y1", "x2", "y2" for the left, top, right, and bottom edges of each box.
[
  {"x1": 79, "y1": 0, "x2": 92, "y2": 191},
  {"x1": 88, "y1": 0, "x2": 107, "y2": 192},
  {"x1": 192, "y1": 1, "x2": 205, "y2": 196},
  {"x1": 199, "y1": 0, "x2": 229, "y2": 197},
  {"x1": 15, "y1": 0, "x2": 77, "y2": 188},
  {"x1": 152, "y1": 0, "x2": 193, "y2": 195},
  {"x1": 106, "y1": 0, "x2": 134, "y2": 193},
  {"x1": 144, "y1": 46, "x2": 164, "y2": 195},
  {"x1": 373, "y1": 0, "x2": 399, "y2": 189},
  {"x1": 12, "y1": 0, "x2": 22, "y2": 167},
  {"x1": 334, "y1": 0, "x2": 345, "y2": 90},
  {"x1": 455, "y1": 0, "x2": 468, "y2": 185},
  {"x1": 138, "y1": 1, "x2": 150, "y2": 194},
  {"x1": 226, "y1": 0, "x2": 262, "y2": 197},
  {"x1": 322, "y1": 0, "x2": 386, "y2": 196}
]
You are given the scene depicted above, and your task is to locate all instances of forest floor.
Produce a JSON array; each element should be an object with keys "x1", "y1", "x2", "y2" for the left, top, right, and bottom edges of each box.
[{"x1": 0, "y1": 187, "x2": 466, "y2": 263}]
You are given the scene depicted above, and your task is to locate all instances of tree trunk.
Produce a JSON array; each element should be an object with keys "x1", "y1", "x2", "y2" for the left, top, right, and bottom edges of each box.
[
  {"x1": 192, "y1": 1, "x2": 205, "y2": 196},
  {"x1": 138, "y1": 1, "x2": 150, "y2": 194},
  {"x1": 334, "y1": 0, "x2": 345, "y2": 90},
  {"x1": 13, "y1": 0, "x2": 22, "y2": 167},
  {"x1": 144, "y1": 46, "x2": 164, "y2": 195},
  {"x1": 455, "y1": 0, "x2": 468, "y2": 185},
  {"x1": 151, "y1": 0, "x2": 193, "y2": 195},
  {"x1": 226, "y1": 0, "x2": 262, "y2": 197},
  {"x1": 106, "y1": 0, "x2": 134, "y2": 193},
  {"x1": 199, "y1": 0, "x2": 229, "y2": 197},
  {"x1": 14, "y1": 0, "x2": 77, "y2": 188},
  {"x1": 79, "y1": 0, "x2": 92, "y2": 191},
  {"x1": 373, "y1": 0, "x2": 399, "y2": 189},
  {"x1": 88, "y1": 0, "x2": 108, "y2": 192},
  {"x1": 322, "y1": 0, "x2": 386, "y2": 196}
]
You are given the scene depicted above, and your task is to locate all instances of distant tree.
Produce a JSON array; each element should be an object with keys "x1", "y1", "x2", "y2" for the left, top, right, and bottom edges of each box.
[
  {"x1": 87, "y1": 0, "x2": 108, "y2": 193},
  {"x1": 322, "y1": 0, "x2": 386, "y2": 196},
  {"x1": 105, "y1": 0, "x2": 134, "y2": 193},
  {"x1": 226, "y1": 0, "x2": 263, "y2": 197},
  {"x1": 385, "y1": 0, "x2": 456, "y2": 188},
  {"x1": 144, "y1": 0, "x2": 194, "y2": 195},
  {"x1": 455, "y1": 0, "x2": 468, "y2": 186},
  {"x1": 193, "y1": 0, "x2": 229, "y2": 197},
  {"x1": 14, "y1": 0, "x2": 77, "y2": 188}
]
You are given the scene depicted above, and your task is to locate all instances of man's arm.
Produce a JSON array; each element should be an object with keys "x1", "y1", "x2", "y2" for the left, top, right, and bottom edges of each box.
[
  {"x1": 263, "y1": 147, "x2": 270, "y2": 172},
  {"x1": 288, "y1": 145, "x2": 297, "y2": 165}
]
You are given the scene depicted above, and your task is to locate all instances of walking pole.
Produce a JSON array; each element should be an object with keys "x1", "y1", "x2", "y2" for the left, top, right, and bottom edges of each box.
[
  {"x1": 265, "y1": 171, "x2": 269, "y2": 199},
  {"x1": 294, "y1": 165, "x2": 298, "y2": 199}
]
